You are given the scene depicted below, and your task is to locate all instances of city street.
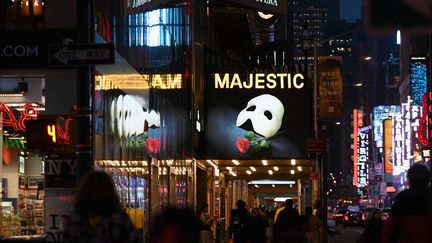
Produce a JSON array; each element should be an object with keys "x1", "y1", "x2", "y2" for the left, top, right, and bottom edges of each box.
[{"x1": 328, "y1": 221, "x2": 363, "y2": 243}]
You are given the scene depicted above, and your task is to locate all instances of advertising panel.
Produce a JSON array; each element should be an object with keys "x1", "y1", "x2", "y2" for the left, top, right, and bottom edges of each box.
[
  {"x1": 353, "y1": 109, "x2": 363, "y2": 187},
  {"x1": 410, "y1": 56, "x2": 428, "y2": 106},
  {"x1": 203, "y1": 72, "x2": 312, "y2": 159},
  {"x1": 319, "y1": 56, "x2": 343, "y2": 119},
  {"x1": 358, "y1": 131, "x2": 369, "y2": 188},
  {"x1": 383, "y1": 119, "x2": 393, "y2": 173},
  {"x1": 392, "y1": 114, "x2": 404, "y2": 175}
]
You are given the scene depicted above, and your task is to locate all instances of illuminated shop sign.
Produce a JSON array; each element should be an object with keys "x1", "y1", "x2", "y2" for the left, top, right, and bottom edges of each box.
[
  {"x1": 0, "y1": 103, "x2": 40, "y2": 131},
  {"x1": 383, "y1": 119, "x2": 393, "y2": 173},
  {"x1": 357, "y1": 132, "x2": 369, "y2": 188},
  {"x1": 143, "y1": 73, "x2": 183, "y2": 89},
  {"x1": 410, "y1": 56, "x2": 428, "y2": 106},
  {"x1": 428, "y1": 92, "x2": 432, "y2": 140},
  {"x1": 353, "y1": 109, "x2": 363, "y2": 187},
  {"x1": 373, "y1": 106, "x2": 400, "y2": 148},
  {"x1": 213, "y1": 73, "x2": 305, "y2": 89},
  {"x1": 392, "y1": 114, "x2": 404, "y2": 175}
]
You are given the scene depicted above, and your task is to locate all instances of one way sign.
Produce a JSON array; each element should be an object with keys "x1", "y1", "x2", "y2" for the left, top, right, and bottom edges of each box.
[{"x1": 49, "y1": 43, "x2": 114, "y2": 66}]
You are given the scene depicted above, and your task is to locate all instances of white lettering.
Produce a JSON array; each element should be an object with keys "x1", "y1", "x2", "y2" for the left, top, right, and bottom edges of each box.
[{"x1": 215, "y1": 73, "x2": 230, "y2": 89}]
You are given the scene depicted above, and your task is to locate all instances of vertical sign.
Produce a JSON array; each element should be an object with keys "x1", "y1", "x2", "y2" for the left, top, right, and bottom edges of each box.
[
  {"x1": 402, "y1": 103, "x2": 411, "y2": 168},
  {"x1": 411, "y1": 105, "x2": 422, "y2": 162},
  {"x1": 392, "y1": 114, "x2": 403, "y2": 175},
  {"x1": 410, "y1": 56, "x2": 428, "y2": 106},
  {"x1": 353, "y1": 109, "x2": 364, "y2": 187},
  {"x1": 383, "y1": 119, "x2": 393, "y2": 173},
  {"x1": 358, "y1": 131, "x2": 369, "y2": 188},
  {"x1": 428, "y1": 92, "x2": 432, "y2": 140},
  {"x1": 319, "y1": 56, "x2": 343, "y2": 119},
  {"x1": 0, "y1": 112, "x2": 2, "y2": 198}
]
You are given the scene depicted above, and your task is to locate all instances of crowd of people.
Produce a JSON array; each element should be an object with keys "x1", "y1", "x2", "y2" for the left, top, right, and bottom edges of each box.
[{"x1": 60, "y1": 162, "x2": 431, "y2": 243}]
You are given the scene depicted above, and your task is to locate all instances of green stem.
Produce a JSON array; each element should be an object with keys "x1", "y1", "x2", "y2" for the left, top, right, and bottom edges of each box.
[{"x1": 250, "y1": 130, "x2": 287, "y2": 144}]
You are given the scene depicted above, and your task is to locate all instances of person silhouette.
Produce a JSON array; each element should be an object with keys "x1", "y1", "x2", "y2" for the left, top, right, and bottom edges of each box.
[
  {"x1": 381, "y1": 163, "x2": 432, "y2": 243},
  {"x1": 64, "y1": 171, "x2": 141, "y2": 243},
  {"x1": 150, "y1": 207, "x2": 201, "y2": 243}
]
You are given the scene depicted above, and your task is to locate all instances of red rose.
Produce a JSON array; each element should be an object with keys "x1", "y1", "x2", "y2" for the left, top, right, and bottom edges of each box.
[
  {"x1": 146, "y1": 138, "x2": 161, "y2": 153},
  {"x1": 236, "y1": 137, "x2": 250, "y2": 153}
]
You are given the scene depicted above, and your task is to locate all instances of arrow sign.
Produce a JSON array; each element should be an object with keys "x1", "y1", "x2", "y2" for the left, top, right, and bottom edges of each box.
[{"x1": 49, "y1": 44, "x2": 114, "y2": 66}]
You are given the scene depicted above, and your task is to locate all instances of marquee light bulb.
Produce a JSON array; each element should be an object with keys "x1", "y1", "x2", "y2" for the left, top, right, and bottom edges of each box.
[
  {"x1": 290, "y1": 169, "x2": 295, "y2": 175},
  {"x1": 246, "y1": 170, "x2": 252, "y2": 175},
  {"x1": 291, "y1": 159, "x2": 296, "y2": 166},
  {"x1": 250, "y1": 166, "x2": 256, "y2": 172},
  {"x1": 262, "y1": 160, "x2": 268, "y2": 166},
  {"x1": 268, "y1": 170, "x2": 273, "y2": 175}
]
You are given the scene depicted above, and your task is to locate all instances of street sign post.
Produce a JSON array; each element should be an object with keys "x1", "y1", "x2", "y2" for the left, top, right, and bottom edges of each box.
[
  {"x1": 306, "y1": 138, "x2": 327, "y2": 153},
  {"x1": 49, "y1": 43, "x2": 114, "y2": 66}
]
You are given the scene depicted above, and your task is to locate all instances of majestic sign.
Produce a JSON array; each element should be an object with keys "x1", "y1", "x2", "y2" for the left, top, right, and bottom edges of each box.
[
  {"x1": 214, "y1": 73, "x2": 305, "y2": 89},
  {"x1": 204, "y1": 72, "x2": 311, "y2": 159},
  {"x1": 319, "y1": 56, "x2": 343, "y2": 119},
  {"x1": 410, "y1": 56, "x2": 428, "y2": 106}
]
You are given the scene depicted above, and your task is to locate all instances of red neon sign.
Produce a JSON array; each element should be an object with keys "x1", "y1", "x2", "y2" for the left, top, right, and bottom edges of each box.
[{"x1": 0, "y1": 103, "x2": 39, "y2": 131}]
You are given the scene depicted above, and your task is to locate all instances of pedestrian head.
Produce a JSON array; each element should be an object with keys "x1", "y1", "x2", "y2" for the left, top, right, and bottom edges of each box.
[
  {"x1": 252, "y1": 207, "x2": 260, "y2": 216},
  {"x1": 285, "y1": 199, "x2": 294, "y2": 209},
  {"x1": 407, "y1": 163, "x2": 431, "y2": 188},
  {"x1": 150, "y1": 208, "x2": 200, "y2": 243},
  {"x1": 74, "y1": 171, "x2": 120, "y2": 218},
  {"x1": 305, "y1": 206, "x2": 313, "y2": 216},
  {"x1": 237, "y1": 200, "x2": 246, "y2": 209},
  {"x1": 201, "y1": 202, "x2": 209, "y2": 212}
]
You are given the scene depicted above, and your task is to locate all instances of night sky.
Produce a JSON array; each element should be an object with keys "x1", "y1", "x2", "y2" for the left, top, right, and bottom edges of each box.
[{"x1": 340, "y1": 0, "x2": 363, "y2": 22}]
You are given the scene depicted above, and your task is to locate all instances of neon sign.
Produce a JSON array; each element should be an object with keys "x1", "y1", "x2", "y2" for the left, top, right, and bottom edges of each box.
[
  {"x1": 47, "y1": 124, "x2": 56, "y2": 143},
  {"x1": 357, "y1": 132, "x2": 369, "y2": 188},
  {"x1": 0, "y1": 103, "x2": 39, "y2": 131},
  {"x1": 392, "y1": 114, "x2": 404, "y2": 175},
  {"x1": 410, "y1": 57, "x2": 428, "y2": 106}
]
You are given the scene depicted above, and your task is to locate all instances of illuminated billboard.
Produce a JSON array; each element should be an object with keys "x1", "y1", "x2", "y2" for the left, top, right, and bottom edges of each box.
[
  {"x1": 357, "y1": 131, "x2": 369, "y2": 188},
  {"x1": 392, "y1": 113, "x2": 403, "y2": 175},
  {"x1": 383, "y1": 119, "x2": 393, "y2": 173},
  {"x1": 410, "y1": 56, "x2": 428, "y2": 106},
  {"x1": 203, "y1": 72, "x2": 312, "y2": 159}
]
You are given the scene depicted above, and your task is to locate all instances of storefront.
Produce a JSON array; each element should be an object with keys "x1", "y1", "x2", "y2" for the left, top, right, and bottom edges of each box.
[{"x1": 1, "y1": 82, "x2": 46, "y2": 239}]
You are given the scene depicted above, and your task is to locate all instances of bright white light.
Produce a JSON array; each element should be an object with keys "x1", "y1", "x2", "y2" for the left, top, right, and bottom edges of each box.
[
  {"x1": 229, "y1": 171, "x2": 237, "y2": 177},
  {"x1": 335, "y1": 122, "x2": 341, "y2": 125},
  {"x1": 354, "y1": 83, "x2": 363, "y2": 87},
  {"x1": 246, "y1": 170, "x2": 252, "y2": 175},
  {"x1": 290, "y1": 169, "x2": 295, "y2": 175},
  {"x1": 248, "y1": 180, "x2": 296, "y2": 185},
  {"x1": 274, "y1": 197, "x2": 291, "y2": 202},
  {"x1": 227, "y1": 167, "x2": 233, "y2": 171},
  {"x1": 291, "y1": 159, "x2": 296, "y2": 166},
  {"x1": 262, "y1": 160, "x2": 268, "y2": 166},
  {"x1": 250, "y1": 166, "x2": 256, "y2": 172},
  {"x1": 297, "y1": 166, "x2": 302, "y2": 171},
  {"x1": 254, "y1": 184, "x2": 259, "y2": 188},
  {"x1": 258, "y1": 11, "x2": 273, "y2": 20},
  {"x1": 397, "y1": 30, "x2": 401, "y2": 45},
  {"x1": 272, "y1": 184, "x2": 275, "y2": 188},
  {"x1": 273, "y1": 166, "x2": 279, "y2": 171},
  {"x1": 232, "y1": 160, "x2": 240, "y2": 165},
  {"x1": 268, "y1": 170, "x2": 273, "y2": 175}
]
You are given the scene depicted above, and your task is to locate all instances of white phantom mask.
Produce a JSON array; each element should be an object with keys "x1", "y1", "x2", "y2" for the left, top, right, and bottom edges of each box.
[
  {"x1": 236, "y1": 94, "x2": 285, "y2": 138},
  {"x1": 110, "y1": 94, "x2": 148, "y2": 138}
]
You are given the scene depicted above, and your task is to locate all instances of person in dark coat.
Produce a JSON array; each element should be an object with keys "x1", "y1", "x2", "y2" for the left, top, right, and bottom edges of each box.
[
  {"x1": 362, "y1": 209, "x2": 383, "y2": 243},
  {"x1": 272, "y1": 199, "x2": 306, "y2": 243},
  {"x1": 229, "y1": 200, "x2": 251, "y2": 243},
  {"x1": 249, "y1": 207, "x2": 268, "y2": 243},
  {"x1": 382, "y1": 163, "x2": 432, "y2": 243}
]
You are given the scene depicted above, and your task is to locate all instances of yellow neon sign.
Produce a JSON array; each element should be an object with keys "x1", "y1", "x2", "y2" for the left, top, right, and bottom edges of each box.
[{"x1": 47, "y1": 124, "x2": 56, "y2": 143}]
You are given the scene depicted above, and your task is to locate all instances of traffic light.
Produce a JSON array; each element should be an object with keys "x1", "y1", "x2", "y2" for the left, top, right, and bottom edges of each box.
[{"x1": 25, "y1": 119, "x2": 57, "y2": 150}]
